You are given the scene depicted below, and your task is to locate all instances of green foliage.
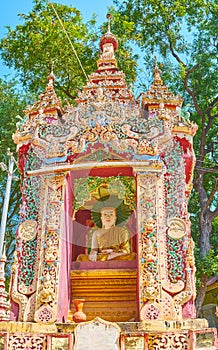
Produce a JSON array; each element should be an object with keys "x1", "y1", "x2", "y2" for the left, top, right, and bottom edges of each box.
[
  {"x1": 0, "y1": 0, "x2": 138, "y2": 101},
  {"x1": 190, "y1": 191, "x2": 218, "y2": 287},
  {"x1": 112, "y1": 0, "x2": 217, "y2": 102},
  {"x1": 0, "y1": 78, "x2": 24, "y2": 286},
  {"x1": 0, "y1": 79, "x2": 26, "y2": 154},
  {"x1": 0, "y1": 0, "x2": 97, "y2": 100},
  {"x1": 195, "y1": 249, "x2": 218, "y2": 289}
]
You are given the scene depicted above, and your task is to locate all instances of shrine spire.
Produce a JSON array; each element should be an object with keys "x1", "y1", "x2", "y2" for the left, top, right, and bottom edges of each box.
[
  {"x1": 75, "y1": 14, "x2": 133, "y2": 104},
  {"x1": 98, "y1": 13, "x2": 117, "y2": 68},
  {"x1": 142, "y1": 60, "x2": 183, "y2": 110}
]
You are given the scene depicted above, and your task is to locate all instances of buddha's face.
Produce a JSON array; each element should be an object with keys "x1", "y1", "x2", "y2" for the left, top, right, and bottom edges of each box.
[{"x1": 101, "y1": 207, "x2": 116, "y2": 229}]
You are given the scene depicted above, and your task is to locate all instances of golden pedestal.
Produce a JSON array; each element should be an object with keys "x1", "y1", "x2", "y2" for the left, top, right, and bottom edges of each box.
[{"x1": 70, "y1": 269, "x2": 137, "y2": 322}]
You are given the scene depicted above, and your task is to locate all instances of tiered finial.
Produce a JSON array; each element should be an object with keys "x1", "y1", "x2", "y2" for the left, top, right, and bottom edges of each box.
[
  {"x1": 141, "y1": 58, "x2": 183, "y2": 110},
  {"x1": 22, "y1": 63, "x2": 62, "y2": 121},
  {"x1": 47, "y1": 62, "x2": 55, "y2": 87},
  {"x1": 99, "y1": 14, "x2": 118, "y2": 53},
  {"x1": 153, "y1": 58, "x2": 163, "y2": 85},
  {"x1": 75, "y1": 13, "x2": 133, "y2": 104},
  {"x1": 106, "y1": 13, "x2": 112, "y2": 33}
]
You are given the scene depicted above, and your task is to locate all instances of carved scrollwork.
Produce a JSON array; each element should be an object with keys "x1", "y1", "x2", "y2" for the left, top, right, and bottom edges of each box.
[
  {"x1": 148, "y1": 332, "x2": 188, "y2": 349},
  {"x1": 8, "y1": 335, "x2": 46, "y2": 350}
]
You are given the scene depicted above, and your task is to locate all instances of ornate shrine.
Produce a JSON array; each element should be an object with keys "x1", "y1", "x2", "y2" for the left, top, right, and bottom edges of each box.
[{"x1": 0, "y1": 18, "x2": 217, "y2": 350}]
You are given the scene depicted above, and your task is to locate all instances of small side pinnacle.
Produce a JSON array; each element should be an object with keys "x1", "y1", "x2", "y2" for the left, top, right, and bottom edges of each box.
[
  {"x1": 48, "y1": 62, "x2": 55, "y2": 86},
  {"x1": 153, "y1": 57, "x2": 162, "y2": 84}
]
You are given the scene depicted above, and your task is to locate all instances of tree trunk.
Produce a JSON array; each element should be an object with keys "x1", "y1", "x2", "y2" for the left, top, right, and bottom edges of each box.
[
  {"x1": 195, "y1": 206, "x2": 212, "y2": 316},
  {"x1": 195, "y1": 275, "x2": 208, "y2": 317},
  {"x1": 199, "y1": 211, "x2": 212, "y2": 256}
]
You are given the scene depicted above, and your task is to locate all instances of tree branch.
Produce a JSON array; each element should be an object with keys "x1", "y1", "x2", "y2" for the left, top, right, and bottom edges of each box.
[
  {"x1": 168, "y1": 40, "x2": 216, "y2": 170},
  {"x1": 195, "y1": 166, "x2": 218, "y2": 173},
  {"x1": 169, "y1": 41, "x2": 186, "y2": 67},
  {"x1": 208, "y1": 207, "x2": 218, "y2": 221},
  {"x1": 183, "y1": 73, "x2": 205, "y2": 119},
  {"x1": 205, "y1": 96, "x2": 218, "y2": 115},
  {"x1": 55, "y1": 81, "x2": 77, "y2": 101},
  {"x1": 202, "y1": 178, "x2": 218, "y2": 215},
  {"x1": 168, "y1": 40, "x2": 204, "y2": 118},
  {"x1": 205, "y1": 112, "x2": 217, "y2": 135}
]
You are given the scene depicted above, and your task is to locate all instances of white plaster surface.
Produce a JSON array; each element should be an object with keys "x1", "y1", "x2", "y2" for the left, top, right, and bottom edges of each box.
[{"x1": 74, "y1": 318, "x2": 120, "y2": 350}]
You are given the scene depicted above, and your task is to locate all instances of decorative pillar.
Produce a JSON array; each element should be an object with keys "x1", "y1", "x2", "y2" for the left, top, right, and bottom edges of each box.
[
  {"x1": 134, "y1": 158, "x2": 195, "y2": 322},
  {"x1": 133, "y1": 163, "x2": 164, "y2": 321},
  {"x1": 0, "y1": 253, "x2": 9, "y2": 320},
  {"x1": 34, "y1": 174, "x2": 65, "y2": 323}
]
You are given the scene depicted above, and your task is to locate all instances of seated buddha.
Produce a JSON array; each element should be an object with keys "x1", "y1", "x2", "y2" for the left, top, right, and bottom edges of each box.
[{"x1": 76, "y1": 206, "x2": 136, "y2": 262}]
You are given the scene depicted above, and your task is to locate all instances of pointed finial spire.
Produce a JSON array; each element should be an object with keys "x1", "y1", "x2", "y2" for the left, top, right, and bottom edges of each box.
[
  {"x1": 48, "y1": 61, "x2": 55, "y2": 84},
  {"x1": 154, "y1": 55, "x2": 157, "y2": 67},
  {"x1": 106, "y1": 13, "x2": 112, "y2": 33},
  {"x1": 153, "y1": 57, "x2": 163, "y2": 85},
  {"x1": 99, "y1": 13, "x2": 118, "y2": 55}
]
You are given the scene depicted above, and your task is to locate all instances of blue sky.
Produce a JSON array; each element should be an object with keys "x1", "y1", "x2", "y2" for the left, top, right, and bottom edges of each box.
[{"x1": 0, "y1": 0, "x2": 114, "y2": 78}]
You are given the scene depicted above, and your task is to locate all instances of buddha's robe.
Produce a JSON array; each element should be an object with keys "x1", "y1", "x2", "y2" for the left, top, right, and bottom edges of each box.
[{"x1": 76, "y1": 226, "x2": 136, "y2": 261}]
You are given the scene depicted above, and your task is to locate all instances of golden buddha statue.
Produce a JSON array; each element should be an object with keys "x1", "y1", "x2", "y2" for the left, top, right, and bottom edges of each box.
[{"x1": 76, "y1": 206, "x2": 136, "y2": 262}]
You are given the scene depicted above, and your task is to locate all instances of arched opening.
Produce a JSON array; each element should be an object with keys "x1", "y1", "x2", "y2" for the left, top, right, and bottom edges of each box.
[{"x1": 63, "y1": 165, "x2": 138, "y2": 322}]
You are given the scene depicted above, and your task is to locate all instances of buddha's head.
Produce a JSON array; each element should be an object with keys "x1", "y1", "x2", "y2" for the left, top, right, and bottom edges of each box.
[{"x1": 100, "y1": 207, "x2": 117, "y2": 229}]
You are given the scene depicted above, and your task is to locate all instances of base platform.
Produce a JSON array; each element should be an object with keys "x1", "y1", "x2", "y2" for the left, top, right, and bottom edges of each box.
[
  {"x1": 71, "y1": 268, "x2": 137, "y2": 322},
  {"x1": 0, "y1": 318, "x2": 217, "y2": 349}
]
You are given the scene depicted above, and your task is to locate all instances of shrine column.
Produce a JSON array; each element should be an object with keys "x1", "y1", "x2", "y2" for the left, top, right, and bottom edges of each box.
[
  {"x1": 10, "y1": 169, "x2": 73, "y2": 324},
  {"x1": 33, "y1": 173, "x2": 66, "y2": 323},
  {"x1": 134, "y1": 160, "x2": 196, "y2": 322},
  {"x1": 133, "y1": 163, "x2": 165, "y2": 321}
]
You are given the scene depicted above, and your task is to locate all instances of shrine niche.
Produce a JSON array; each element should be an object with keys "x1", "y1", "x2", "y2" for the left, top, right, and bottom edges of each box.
[
  {"x1": 69, "y1": 172, "x2": 138, "y2": 322},
  {"x1": 4, "y1": 15, "x2": 218, "y2": 350},
  {"x1": 72, "y1": 174, "x2": 136, "y2": 260}
]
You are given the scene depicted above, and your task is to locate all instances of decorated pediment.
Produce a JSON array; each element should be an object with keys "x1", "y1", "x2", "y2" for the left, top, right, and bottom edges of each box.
[{"x1": 13, "y1": 22, "x2": 197, "y2": 171}]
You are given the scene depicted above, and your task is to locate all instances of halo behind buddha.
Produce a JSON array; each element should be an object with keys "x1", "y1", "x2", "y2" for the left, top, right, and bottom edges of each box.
[{"x1": 91, "y1": 195, "x2": 132, "y2": 228}]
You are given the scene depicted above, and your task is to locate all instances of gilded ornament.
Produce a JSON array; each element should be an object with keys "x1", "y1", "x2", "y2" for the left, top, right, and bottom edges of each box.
[
  {"x1": 167, "y1": 218, "x2": 186, "y2": 239},
  {"x1": 124, "y1": 336, "x2": 144, "y2": 350},
  {"x1": 38, "y1": 280, "x2": 54, "y2": 304},
  {"x1": 142, "y1": 271, "x2": 158, "y2": 300},
  {"x1": 18, "y1": 220, "x2": 37, "y2": 241}
]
